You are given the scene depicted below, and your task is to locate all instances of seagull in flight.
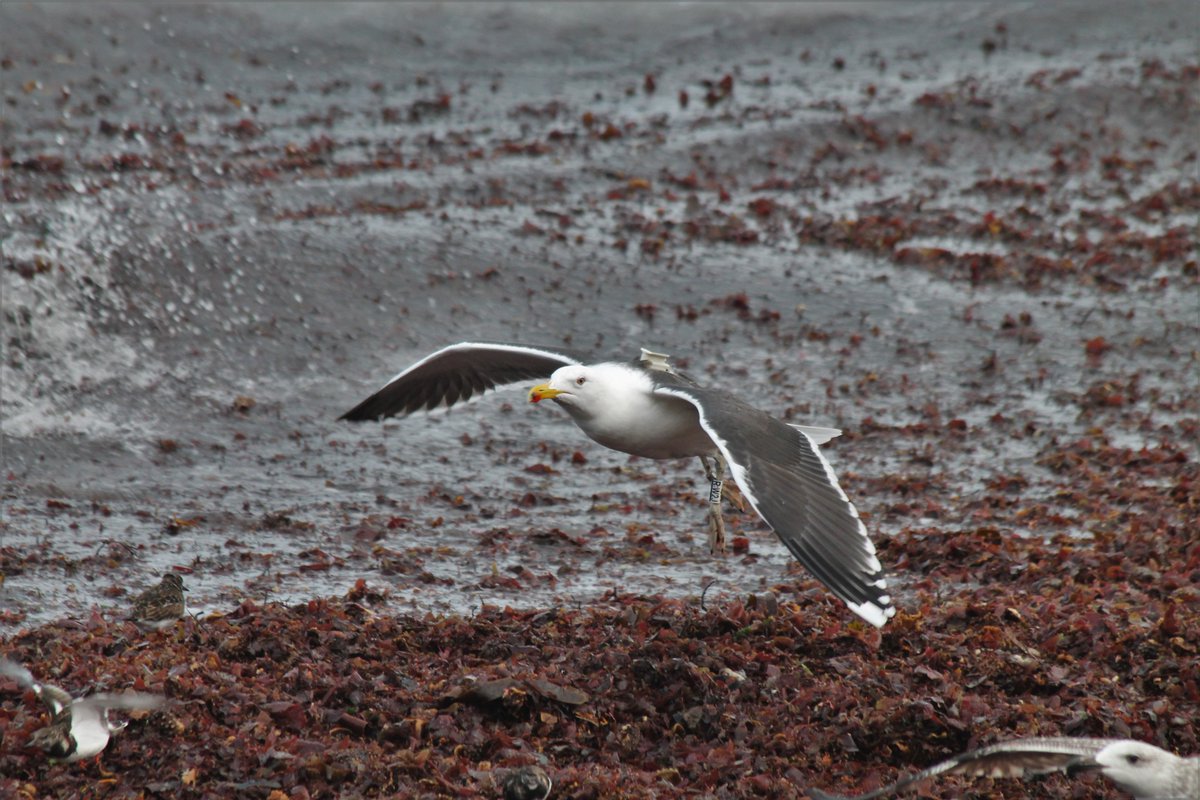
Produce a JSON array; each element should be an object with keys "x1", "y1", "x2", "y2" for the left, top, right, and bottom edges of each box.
[
  {"x1": 807, "y1": 736, "x2": 1199, "y2": 799},
  {"x1": 340, "y1": 342, "x2": 895, "y2": 627},
  {"x1": 0, "y1": 657, "x2": 164, "y2": 764}
]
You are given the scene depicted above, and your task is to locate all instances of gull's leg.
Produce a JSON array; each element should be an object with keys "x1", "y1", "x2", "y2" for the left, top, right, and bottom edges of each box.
[{"x1": 699, "y1": 454, "x2": 727, "y2": 555}]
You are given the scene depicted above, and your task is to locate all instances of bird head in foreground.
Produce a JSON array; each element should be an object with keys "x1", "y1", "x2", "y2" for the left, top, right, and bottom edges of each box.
[
  {"x1": 528, "y1": 365, "x2": 591, "y2": 407},
  {"x1": 1068, "y1": 740, "x2": 1182, "y2": 799},
  {"x1": 529, "y1": 364, "x2": 638, "y2": 421}
]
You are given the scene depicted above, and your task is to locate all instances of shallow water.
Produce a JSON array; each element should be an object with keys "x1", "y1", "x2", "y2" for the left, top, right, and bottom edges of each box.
[{"x1": 2, "y1": 1, "x2": 1197, "y2": 631}]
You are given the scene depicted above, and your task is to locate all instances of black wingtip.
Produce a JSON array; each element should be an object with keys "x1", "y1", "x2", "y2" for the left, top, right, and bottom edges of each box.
[{"x1": 339, "y1": 396, "x2": 387, "y2": 422}]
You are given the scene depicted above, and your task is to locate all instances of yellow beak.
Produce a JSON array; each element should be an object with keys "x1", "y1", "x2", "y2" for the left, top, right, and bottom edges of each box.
[{"x1": 529, "y1": 383, "x2": 565, "y2": 403}]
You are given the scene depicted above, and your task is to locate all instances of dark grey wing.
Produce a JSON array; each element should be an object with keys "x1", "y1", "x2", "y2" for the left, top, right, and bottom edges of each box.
[
  {"x1": 37, "y1": 685, "x2": 74, "y2": 715},
  {"x1": 808, "y1": 737, "x2": 1117, "y2": 799},
  {"x1": 340, "y1": 342, "x2": 584, "y2": 421},
  {"x1": 30, "y1": 714, "x2": 76, "y2": 759},
  {"x1": 938, "y1": 738, "x2": 1116, "y2": 778},
  {"x1": 654, "y1": 383, "x2": 894, "y2": 628}
]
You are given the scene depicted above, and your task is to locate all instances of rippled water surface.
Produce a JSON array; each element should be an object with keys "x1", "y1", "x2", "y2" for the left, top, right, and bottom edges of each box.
[{"x1": 3, "y1": 2, "x2": 1197, "y2": 631}]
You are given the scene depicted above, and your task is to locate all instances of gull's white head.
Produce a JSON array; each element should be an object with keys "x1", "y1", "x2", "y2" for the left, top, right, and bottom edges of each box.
[
  {"x1": 528, "y1": 364, "x2": 590, "y2": 407},
  {"x1": 528, "y1": 363, "x2": 641, "y2": 419},
  {"x1": 1087, "y1": 741, "x2": 1179, "y2": 798}
]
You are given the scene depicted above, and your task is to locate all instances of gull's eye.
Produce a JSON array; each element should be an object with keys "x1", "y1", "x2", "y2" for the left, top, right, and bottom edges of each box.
[
  {"x1": 575, "y1": 376, "x2": 586, "y2": 386},
  {"x1": 1125, "y1": 754, "x2": 1141, "y2": 765}
]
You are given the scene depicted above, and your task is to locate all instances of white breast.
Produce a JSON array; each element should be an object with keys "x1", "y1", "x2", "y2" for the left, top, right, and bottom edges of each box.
[
  {"x1": 552, "y1": 364, "x2": 716, "y2": 460},
  {"x1": 65, "y1": 716, "x2": 111, "y2": 761}
]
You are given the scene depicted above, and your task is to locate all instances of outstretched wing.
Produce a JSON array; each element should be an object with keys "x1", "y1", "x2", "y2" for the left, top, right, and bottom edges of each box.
[
  {"x1": 808, "y1": 737, "x2": 1117, "y2": 799},
  {"x1": 341, "y1": 342, "x2": 584, "y2": 421},
  {"x1": 37, "y1": 685, "x2": 74, "y2": 715},
  {"x1": 72, "y1": 692, "x2": 166, "y2": 730},
  {"x1": 653, "y1": 383, "x2": 894, "y2": 628},
  {"x1": 1, "y1": 658, "x2": 72, "y2": 715},
  {"x1": 0, "y1": 658, "x2": 36, "y2": 690}
]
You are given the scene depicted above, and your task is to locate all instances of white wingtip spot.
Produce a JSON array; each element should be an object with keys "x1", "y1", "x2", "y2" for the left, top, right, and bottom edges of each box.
[
  {"x1": 792, "y1": 425, "x2": 843, "y2": 445},
  {"x1": 847, "y1": 601, "x2": 893, "y2": 628}
]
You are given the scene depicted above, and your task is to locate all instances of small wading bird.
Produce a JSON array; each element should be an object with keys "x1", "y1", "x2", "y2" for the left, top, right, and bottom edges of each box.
[
  {"x1": 807, "y1": 737, "x2": 1200, "y2": 800},
  {"x1": 128, "y1": 572, "x2": 188, "y2": 632},
  {"x1": 341, "y1": 342, "x2": 895, "y2": 627},
  {"x1": 0, "y1": 658, "x2": 164, "y2": 764}
]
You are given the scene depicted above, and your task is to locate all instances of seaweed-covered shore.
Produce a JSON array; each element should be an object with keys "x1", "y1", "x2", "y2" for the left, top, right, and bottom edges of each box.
[{"x1": 2, "y1": 514, "x2": 1195, "y2": 798}]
